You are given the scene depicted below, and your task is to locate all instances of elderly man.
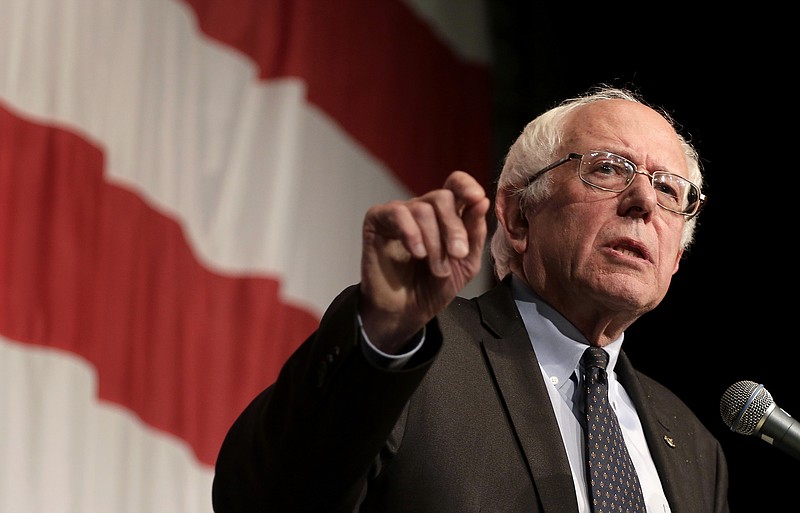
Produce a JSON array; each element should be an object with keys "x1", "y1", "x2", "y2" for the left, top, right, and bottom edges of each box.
[{"x1": 213, "y1": 86, "x2": 729, "y2": 513}]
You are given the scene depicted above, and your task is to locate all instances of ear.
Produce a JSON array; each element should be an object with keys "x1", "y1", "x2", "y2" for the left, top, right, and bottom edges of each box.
[
  {"x1": 495, "y1": 188, "x2": 529, "y2": 254},
  {"x1": 671, "y1": 248, "x2": 684, "y2": 275}
]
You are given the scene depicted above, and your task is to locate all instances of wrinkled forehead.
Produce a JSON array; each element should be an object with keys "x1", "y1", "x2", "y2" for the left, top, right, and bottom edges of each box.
[{"x1": 560, "y1": 100, "x2": 686, "y2": 171}]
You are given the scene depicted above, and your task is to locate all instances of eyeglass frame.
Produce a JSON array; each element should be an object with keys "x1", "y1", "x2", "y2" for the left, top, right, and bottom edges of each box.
[{"x1": 526, "y1": 150, "x2": 706, "y2": 219}]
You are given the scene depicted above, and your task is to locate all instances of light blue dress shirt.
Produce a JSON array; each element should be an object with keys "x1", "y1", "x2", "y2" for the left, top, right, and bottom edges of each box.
[{"x1": 511, "y1": 275, "x2": 670, "y2": 513}]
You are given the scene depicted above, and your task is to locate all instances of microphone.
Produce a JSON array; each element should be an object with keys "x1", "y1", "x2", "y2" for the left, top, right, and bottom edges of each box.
[{"x1": 719, "y1": 380, "x2": 800, "y2": 461}]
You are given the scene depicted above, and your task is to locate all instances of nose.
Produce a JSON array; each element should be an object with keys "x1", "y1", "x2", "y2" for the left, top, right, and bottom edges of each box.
[{"x1": 619, "y1": 170, "x2": 658, "y2": 218}]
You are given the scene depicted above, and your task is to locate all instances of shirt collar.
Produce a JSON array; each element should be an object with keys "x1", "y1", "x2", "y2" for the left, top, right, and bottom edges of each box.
[{"x1": 510, "y1": 274, "x2": 625, "y2": 389}]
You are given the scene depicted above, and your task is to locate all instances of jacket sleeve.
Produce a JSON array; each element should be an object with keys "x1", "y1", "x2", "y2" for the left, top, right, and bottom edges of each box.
[{"x1": 211, "y1": 284, "x2": 442, "y2": 512}]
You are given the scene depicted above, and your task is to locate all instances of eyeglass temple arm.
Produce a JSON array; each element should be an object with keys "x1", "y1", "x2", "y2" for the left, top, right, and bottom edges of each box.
[
  {"x1": 696, "y1": 193, "x2": 707, "y2": 213},
  {"x1": 526, "y1": 153, "x2": 583, "y2": 185}
]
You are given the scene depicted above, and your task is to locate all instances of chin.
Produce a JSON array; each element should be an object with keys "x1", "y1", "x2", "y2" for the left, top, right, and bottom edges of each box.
[{"x1": 593, "y1": 277, "x2": 660, "y2": 311}]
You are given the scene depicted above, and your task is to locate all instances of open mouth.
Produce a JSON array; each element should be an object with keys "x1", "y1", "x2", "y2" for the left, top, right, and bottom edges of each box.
[{"x1": 611, "y1": 242, "x2": 647, "y2": 261}]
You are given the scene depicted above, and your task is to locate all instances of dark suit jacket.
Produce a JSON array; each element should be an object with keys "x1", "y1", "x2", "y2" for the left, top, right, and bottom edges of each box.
[{"x1": 212, "y1": 278, "x2": 730, "y2": 512}]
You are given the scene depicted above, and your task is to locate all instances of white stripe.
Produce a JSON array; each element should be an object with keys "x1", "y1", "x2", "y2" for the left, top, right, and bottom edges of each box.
[{"x1": 0, "y1": 336, "x2": 214, "y2": 513}]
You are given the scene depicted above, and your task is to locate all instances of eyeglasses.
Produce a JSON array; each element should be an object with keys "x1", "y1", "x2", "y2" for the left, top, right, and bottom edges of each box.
[{"x1": 527, "y1": 150, "x2": 706, "y2": 218}]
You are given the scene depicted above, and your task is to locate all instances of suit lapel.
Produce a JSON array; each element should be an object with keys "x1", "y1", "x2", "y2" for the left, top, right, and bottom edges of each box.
[{"x1": 476, "y1": 281, "x2": 578, "y2": 513}]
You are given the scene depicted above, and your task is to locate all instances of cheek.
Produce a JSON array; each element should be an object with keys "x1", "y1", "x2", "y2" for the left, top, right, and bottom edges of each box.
[
  {"x1": 658, "y1": 232, "x2": 684, "y2": 277},
  {"x1": 528, "y1": 196, "x2": 606, "y2": 264},
  {"x1": 663, "y1": 221, "x2": 685, "y2": 252},
  {"x1": 532, "y1": 216, "x2": 589, "y2": 268},
  {"x1": 670, "y1": 253, "x2": 681, "y2": 275}
]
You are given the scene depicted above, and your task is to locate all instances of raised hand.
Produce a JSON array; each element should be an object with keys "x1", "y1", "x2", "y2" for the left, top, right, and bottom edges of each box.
[{"x1": 359, "y1": 171, "x2": 490, "y2": 353}]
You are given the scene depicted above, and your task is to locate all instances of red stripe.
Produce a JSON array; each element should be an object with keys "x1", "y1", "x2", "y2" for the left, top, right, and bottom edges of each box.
[
  {"x1": 181, "y1": 0, "x2": 492, "y2": 194},
  {"x1": 0, "y1": 102, "x2": 318, "y2": 466}
]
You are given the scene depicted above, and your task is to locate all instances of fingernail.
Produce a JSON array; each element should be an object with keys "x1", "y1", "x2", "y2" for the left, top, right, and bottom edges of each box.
[
  {"x1": 452, "y1": 239, "x2": 468, "y2": 257},
  {"x1": 431, "y1": 257, "x2": 451, "y2": 277}
]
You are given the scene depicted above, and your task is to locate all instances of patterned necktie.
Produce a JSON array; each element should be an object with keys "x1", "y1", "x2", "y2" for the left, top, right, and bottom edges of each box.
[{"x1": 582, "y1": 346, "x2": 645, "y2": 513}]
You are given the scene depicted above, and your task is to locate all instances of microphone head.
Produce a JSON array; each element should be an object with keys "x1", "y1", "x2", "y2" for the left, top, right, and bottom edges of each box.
[{"x1": 720, "y1": 380, "x2": 774, "y2": 435}]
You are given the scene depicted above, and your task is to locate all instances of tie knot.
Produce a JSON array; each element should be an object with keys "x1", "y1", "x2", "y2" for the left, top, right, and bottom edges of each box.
[{"x1": 581, "y1": 346, "x2": 609, "y2": 371}]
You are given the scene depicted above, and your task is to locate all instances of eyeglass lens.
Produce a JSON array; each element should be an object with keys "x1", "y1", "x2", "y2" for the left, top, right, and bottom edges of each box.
[{"x1": 580, "y1": 152, "x2": 699, "y2": 214}]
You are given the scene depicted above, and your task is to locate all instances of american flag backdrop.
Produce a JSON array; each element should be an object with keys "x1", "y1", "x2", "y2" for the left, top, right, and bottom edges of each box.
[{"x1": 0, "y1": 0, "x2": 493, "y2": 511}]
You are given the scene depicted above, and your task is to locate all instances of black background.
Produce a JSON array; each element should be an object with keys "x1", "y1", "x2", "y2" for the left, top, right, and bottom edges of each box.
[{"x1": 486, "y1": 4, "x2": 797, "y2": 511}]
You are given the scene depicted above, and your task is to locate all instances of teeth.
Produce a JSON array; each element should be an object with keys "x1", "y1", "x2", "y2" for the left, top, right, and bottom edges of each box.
[{"x1": 618, "y1": 247, "x2": 641, "y2": 258}]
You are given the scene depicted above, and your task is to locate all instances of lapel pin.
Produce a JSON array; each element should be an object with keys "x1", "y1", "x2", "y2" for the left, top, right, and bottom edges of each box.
[{"x1": 663, "y1": 435, "x2": 676, "y2": 448}]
